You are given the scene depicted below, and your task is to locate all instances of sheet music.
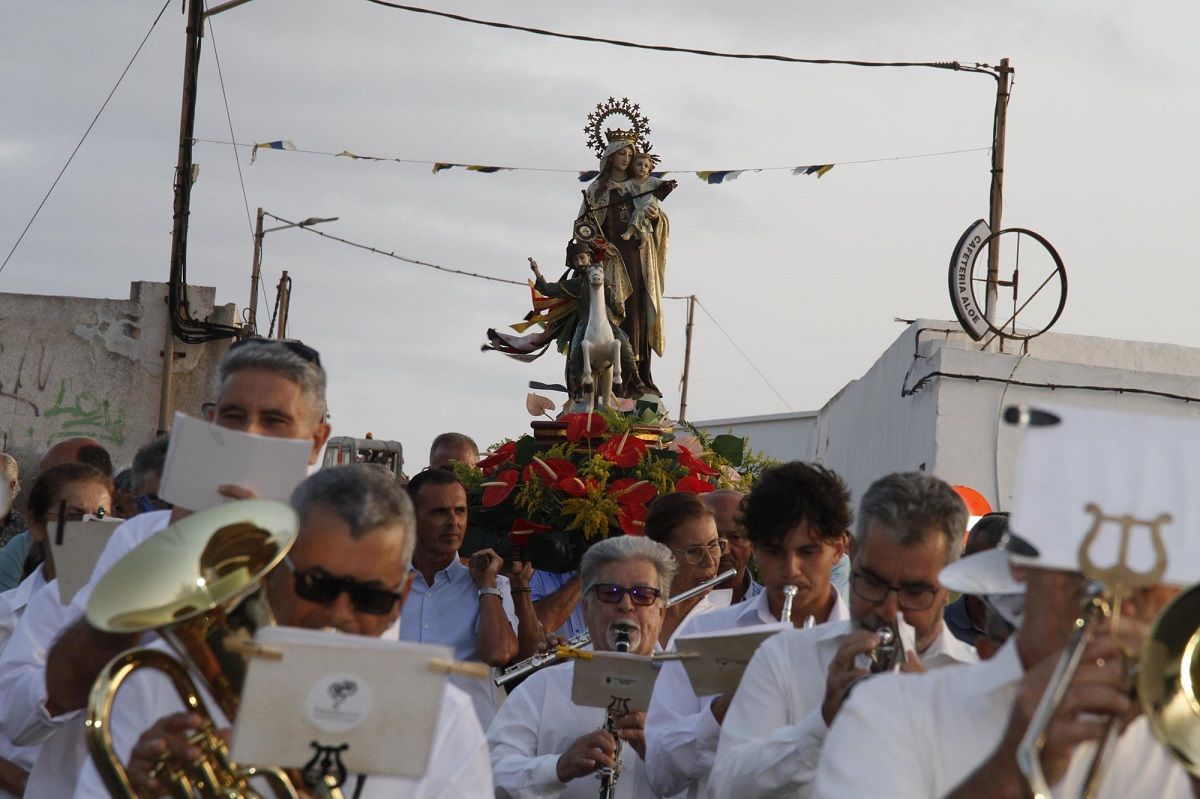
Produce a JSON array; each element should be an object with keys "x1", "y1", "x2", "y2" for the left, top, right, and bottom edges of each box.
[
  {"x1": 159, "y1": 412, "x2": 312, "y2": 512},
  {"x1": 674, "y1": 622, "x2": 787, "y2": 696},
  {"x1": 51, "y1": 516, "x2": 123, "y2": 605},
  {"x1": 571, "y1": 651, "x2": 662, "y2": 713},
  {"x1": 231, "y1": 626, "x2": 452, "y2": 779}
]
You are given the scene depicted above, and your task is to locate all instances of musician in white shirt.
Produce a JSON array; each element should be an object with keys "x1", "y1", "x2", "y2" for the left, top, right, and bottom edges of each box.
[
  {"x1": 645, "y1": 462, "x2": 854, "y2": 798},
  {"x1": 488, "y1": 535, "x2": 676, "y2": 798},
  {"x1": 710, "y1": 471, "x2": 978, "y2": 799},
  {"x1": 93, "y1": 465, "x2": 493, "y2": 798}
]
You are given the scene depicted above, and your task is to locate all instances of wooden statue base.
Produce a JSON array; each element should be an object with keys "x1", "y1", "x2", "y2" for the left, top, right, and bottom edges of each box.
[{"x1": 530, "y1": 420, "x2": 669, "y2": 447}]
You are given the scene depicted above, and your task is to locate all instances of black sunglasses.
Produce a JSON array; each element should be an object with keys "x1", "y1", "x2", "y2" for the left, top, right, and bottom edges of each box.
[
  {"x1": 229, "y1": 337, "x2": 322, "y2": 367},
  {"x1": 592, "y1": 583, "x2": 662, "y2": 607},
  {"x1": 284, "y1": 556, "x2": 405, "y2": 615}
]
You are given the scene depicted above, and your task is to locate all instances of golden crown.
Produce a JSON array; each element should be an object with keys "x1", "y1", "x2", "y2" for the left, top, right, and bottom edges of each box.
[{"x1": 583, "y1": 97, "x2": 652, "y2": 158}]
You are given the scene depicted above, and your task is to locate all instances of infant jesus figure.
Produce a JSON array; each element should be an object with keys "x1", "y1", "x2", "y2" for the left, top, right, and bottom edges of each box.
[{"x1": 610, "y1": 151, "x2": 676, "y2": 242}]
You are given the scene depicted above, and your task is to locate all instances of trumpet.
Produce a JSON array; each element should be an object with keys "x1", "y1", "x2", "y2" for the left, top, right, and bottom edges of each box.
[
  {"x1": 85, "y1": 501, "x2": 345, "y2": 799},
  {"x1": 780, "y1": 585, "x2": 797, "y2": 623},
  {"x1": 495, "y1": 568, "x2": 736, "y2": 686}
]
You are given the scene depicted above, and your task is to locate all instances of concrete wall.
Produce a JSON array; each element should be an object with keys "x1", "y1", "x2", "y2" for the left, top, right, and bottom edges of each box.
[
  {"x1": 693, "y1": 411, "x2": 817, "y2": 463},
  {"x1": 0, "y1": 281, "x2": 235, "y2": 488}
]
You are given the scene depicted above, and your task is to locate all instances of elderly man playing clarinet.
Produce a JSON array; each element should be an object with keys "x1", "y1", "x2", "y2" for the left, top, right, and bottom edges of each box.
[{"x1": 487, "y1": 535, "x2": 676, "y2": 798}]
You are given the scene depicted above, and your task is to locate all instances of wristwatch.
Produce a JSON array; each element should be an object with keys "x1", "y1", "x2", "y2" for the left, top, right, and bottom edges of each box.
[{"x1": 478, "y1": 587, "x2": 504, "y2": 600}]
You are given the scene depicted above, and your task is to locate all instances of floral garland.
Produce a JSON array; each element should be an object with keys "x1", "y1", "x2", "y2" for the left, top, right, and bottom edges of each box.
[{"x1": 456, "y1": 408, "x2": 757, "y2": 572}]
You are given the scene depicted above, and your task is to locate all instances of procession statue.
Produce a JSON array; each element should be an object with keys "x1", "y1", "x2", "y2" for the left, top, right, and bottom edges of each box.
[{"x1": 484, "y1": 97, "x2": 676, "y2": 412}]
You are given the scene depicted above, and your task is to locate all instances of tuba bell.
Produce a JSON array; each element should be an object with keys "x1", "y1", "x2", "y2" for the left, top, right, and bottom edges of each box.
[
  {"x1": 84, "y1": 500, "x2": 343, "y2": 799},
  {"x1": 1139, "y1": 582, "x2": 1200, "y2": 777}
]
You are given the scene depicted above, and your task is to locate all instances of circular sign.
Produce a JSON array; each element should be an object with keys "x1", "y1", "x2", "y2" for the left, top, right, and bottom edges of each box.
[
  {"x1": 948, "y1": 222, "x2": 1067, "y2": 342},
  {"x1": 305, "y1": 671, "x2": 372, "y2": 733}
]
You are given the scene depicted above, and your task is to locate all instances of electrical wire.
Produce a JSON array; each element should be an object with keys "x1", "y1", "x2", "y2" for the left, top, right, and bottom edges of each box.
[
  {"x1": 0, "y1": 0, "x2": 172, "y2": 277},
  {"x1": 360, "y1": 0, "x2": 1000, "y2": 80},
  {"x1": 693, "y1": 298, "x2": 794, "y2": 412}
]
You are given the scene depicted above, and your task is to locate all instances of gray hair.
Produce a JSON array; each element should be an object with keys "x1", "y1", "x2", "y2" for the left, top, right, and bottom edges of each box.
[
  {"x1": 428, "y1": 432, "x2": 478, "y2": 461},
  {"x1": 217, "y1": 341, "x2": 327, "y2": 425},
  {"x1": 855, "y1": 472, "x2": 967, "y2": 566},
  {"x1": 580, "y1": 536, "x2": 677, "y2": 607},
  {"x1": 290, "y1": 465, "x2": 417, "y2": 566},
  {"x1": 131, "y1": 435, "x2": 169, "y2": 495}
]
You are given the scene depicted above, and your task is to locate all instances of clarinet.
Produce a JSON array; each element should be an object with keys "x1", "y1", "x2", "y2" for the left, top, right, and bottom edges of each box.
[{"x1": 597, "y1": 627, "x2": 631, "y2": 799}]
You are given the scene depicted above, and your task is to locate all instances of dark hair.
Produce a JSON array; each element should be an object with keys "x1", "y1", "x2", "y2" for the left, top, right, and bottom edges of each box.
[
  {"x1": 76, "y1": 445, "x2": 113, "y2": 477},
  {"x1": 856, "y1": 472, "x2": 967, "y2": 566},
  {"x1": 27, "y1": 463, "x2": 113, "y2": 523},
  {"x1": 644, "y1": 492, "x2": 713, "y2": 548},
  {"x1": 131, "y1": 435, "x2": 170, "y2": 494},
  {"x1": 24, "y1": 463, "x2": 113, "y2": 581},
  {"x1": 405, "y1": 467, "x2": 463, "y2": 504},
  {"x1": 965, "y1": 512, "x2": 1009, "y2": 555},
  {"x1": 428, "y1": 432, "x2": 478, "y2": 462},
  {"x1": 741, "y1": 461, "x2": 853, "y2": 546}
]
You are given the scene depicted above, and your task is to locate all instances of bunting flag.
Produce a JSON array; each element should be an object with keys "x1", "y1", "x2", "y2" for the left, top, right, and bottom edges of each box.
[
  {"x1": 250, "y1": 140, "x2": 295, "y2": 163},
  {"x1": 338, "y1": 150, "x2": 386, "y2": 161},
  {"x1": 792, "y1": 164, "x2": 834, "y2": 177},
  {"x1": 695, "y1": 169, "x2": 760, "y2": 184},
  {"x1": 428, "y1": 162, "x2": 510, "y2": 174}
]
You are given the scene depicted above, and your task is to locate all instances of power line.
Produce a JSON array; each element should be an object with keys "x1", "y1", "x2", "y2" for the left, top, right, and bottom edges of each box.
[
  {"x1": 693, "y1": 297, "x2": 794, "y2": 412},
  {"x1": 360, "y1": 0, "x2": 999, "y2": 80},
  {"x1": 0, "y1": 0, "x2": 172, "y2": 277}
]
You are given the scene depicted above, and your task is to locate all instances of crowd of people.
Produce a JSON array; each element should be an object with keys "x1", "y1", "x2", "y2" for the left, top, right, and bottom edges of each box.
[{"x1": 0, "y1": 337, "x2": 1193, "y2": 798}]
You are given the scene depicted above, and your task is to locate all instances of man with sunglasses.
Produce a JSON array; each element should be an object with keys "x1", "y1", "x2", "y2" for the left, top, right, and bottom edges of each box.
[
  {"x1": 75, "y1": 465, "x2": 493, "y2": 797},
  {"x1": 489, "y1": 535, "x2": 676, "y2": 798},
  {"x1": 709, "y1": 471, "x2": 977, "y2": 799},
  {"x1": 0, "y1": 338, "x2": 333, "y2": 798}
]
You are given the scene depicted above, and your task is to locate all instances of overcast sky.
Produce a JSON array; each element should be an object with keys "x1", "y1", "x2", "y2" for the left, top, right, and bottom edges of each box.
[{"x1": 3, "y1": 2, "x2": 1197, "y2": 468}]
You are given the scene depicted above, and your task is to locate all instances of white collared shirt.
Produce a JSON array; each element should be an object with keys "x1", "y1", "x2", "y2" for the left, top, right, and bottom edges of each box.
[
  {"x1": 710, "y1": 617, "x2": 977, "y2": 799},
  {"x1": 0, "y1": 567, "x2": 47, "y2": 655},
  {"x1": 488, "y1": 659, "x2": 660, "y2": 799},
  {"x1": 664, "y1": 588, "x2": 732, "y2": 651},
  {"x1": 69, "y1": 636, "x2": 494, "y2": 799},
  {"x1": 646, "y1": 589, "x2": 849, "y2": 799},
  {"x1": 812, "y1": 639, "x2": 1192, "y2": 798},
  {"x1": 400, "y1": 557, "x2": 517, "y2": 728}
]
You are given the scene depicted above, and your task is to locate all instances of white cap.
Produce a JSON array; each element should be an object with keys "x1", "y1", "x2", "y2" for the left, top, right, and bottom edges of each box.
[
  {"x1": 939, "y1": 548, "x2": 1024, "y2": 596},
  {"x1": 1009, "y1": 403, "x2": 1200, "y2": 587}
]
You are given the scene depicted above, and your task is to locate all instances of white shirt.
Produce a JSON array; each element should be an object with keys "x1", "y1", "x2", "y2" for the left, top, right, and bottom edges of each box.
[
  {"x1": 0, "y1": 567, "x2": 46, "y2": 655},
  {"x1": 711, "y1": 618, "x2": 978, "y2": 799},
  {"x1": 646, "y1": 590, "x2": 849, "y2": 799},
  {"x1": 812, "y1": 638, "x2": 1192, "y2": 798},
  {"x1": 488, "y1": 659, "x2": 660, "y2": 799},
  {"x1": 71, "y1": 636, "x2": 494, "y2": 799},
  {"x1": 401, "y1": 557, "x2": 518, "y2": 729},
  {"x1": 664, "y1": 588, "x2": 732, "y2": 651}
]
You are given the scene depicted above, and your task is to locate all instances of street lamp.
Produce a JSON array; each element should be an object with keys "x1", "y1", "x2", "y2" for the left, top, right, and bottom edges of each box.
[{"x1": 247, "y1": 207, "x2": 338, "y2": 334}]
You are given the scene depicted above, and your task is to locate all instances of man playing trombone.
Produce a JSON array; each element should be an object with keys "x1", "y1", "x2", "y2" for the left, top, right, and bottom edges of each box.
[
  {"x1": 710, "y1": 471, "x2": 978, "y2": 799},
  {"x1": 813, "y1": 405, "x2": 1199, "y2": 798},
  {"x1": 644, "y1": 462, "x2": 854, "y2": 799}
]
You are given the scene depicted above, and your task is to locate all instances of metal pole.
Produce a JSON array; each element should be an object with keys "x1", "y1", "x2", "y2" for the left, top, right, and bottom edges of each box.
[
  {"x1": 248, "y1": 207, "x2": 263, "y2": 334},
  {"x1": 984, "y1": 57, "x2": 1012, "y2": 331},
  {"x1": 276, "y1": 271, "x2": 291, "y2": 339},
  {"x1": 157, "y1": 0, "x2": 204, "y2": 435},
  {"x1": 678, "y1": 295, "x2": 697, "y2": 422}
]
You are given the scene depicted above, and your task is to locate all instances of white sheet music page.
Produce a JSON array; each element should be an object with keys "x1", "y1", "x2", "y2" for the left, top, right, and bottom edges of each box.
[
  {"x1": 571, "y1": 651, "x2": 662, "y2": 713},
  {"x1": 52, "y1": 516, "x2": 122, "y2": 605},
  {"x1": 231, "y1": 626, "x2": 452, "y2": 778},
  {"x1": 159, "y1": 412, "x2": 312, "y2": 512},
  {"x1": 674, "y1": 622, "x2": 788, "y2": 696}
]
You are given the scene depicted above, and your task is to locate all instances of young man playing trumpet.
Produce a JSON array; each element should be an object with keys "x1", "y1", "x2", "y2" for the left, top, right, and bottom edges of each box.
[
  {"x1": 78, "y1": 465, "x2": 493, "y2": 798},
  {"x1": 644, "y1": 461, "x2": 853, "y2": 799},
  {"x1": 813, "y1": 406, "x2": 1198, "y2": 798},
  {"x1": 710, "y1": 471, "x2": 977, "y2": 799},
  {"x1": 488, "y1": 535, "x2": 675, "y2": 798}
]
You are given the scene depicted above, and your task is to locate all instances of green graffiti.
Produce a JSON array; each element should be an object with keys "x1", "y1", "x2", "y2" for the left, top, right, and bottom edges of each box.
[{"x1": 44, "y1": 379, "x2": 127, "y2": 446}]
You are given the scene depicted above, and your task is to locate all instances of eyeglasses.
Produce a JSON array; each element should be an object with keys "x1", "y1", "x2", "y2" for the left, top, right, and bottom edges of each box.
[
  {"x1": 591, "y1": 583, "x2": 662, "y2": 607},
  {"x1": 283, "y1": 556, "x2": 405, "y2": 615},
  {"x1": 670, "y1": 539, "x2": 727, "y2": 566},
  {"x1": 136, "y1": 494, "x2": 173, "y2": 514},
  {"x1": 851, "y1": 569, "x2": 939, "y2": 612},
  {"x1": 229, "y1": 337, "x2": 322, "y2": 367}
]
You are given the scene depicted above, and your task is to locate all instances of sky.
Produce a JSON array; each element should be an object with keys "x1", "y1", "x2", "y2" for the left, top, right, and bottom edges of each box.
[{"x1": 3, "y1": 1, "x2": 1198, "y2": 470}]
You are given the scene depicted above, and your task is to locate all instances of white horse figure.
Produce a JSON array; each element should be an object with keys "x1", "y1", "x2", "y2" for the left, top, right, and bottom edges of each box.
[{"x1": 574, "y1": 262, "x2": 623, "y2": 413}]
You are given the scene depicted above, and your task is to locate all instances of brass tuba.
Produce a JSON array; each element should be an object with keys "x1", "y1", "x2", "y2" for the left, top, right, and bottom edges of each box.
[
  {"x1": 84, "y1": 500, "x2": 343, "y2": 799},
  {"x1": 1139, "y1": 582, "x2": 1200, "y2": 777}
]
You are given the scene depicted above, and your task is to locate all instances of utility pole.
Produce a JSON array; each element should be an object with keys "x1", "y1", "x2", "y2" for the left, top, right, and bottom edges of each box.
[
  {"x1": 248, "y1": 207, "x2": 264, "y2": 334},
  {"x1": 275, "y1": 271, "x2": 292, "y2": 339},
  {"x1": 157, "y1": 0, "x2": 204, "y2": 435},
  {"x1": 678, "y1": 295, "x2": 697, "y2": 422},
  {"x1": 983, "y1": 57, "x2": 1013, "y2": 332}
]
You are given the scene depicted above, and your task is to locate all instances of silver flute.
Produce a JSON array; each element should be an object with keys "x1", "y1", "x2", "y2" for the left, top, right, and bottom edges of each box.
[{"x1": 495, "y1": 568, "x2": 737, "y2": 686}]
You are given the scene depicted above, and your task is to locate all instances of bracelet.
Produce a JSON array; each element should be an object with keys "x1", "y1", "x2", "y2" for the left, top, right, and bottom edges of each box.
[
  {"x1": 478, "y1": 587, "x2": 504, "y2": 599},
  {"x1": 511, "y1": 587, "x2": 532, "y2": 594}
]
